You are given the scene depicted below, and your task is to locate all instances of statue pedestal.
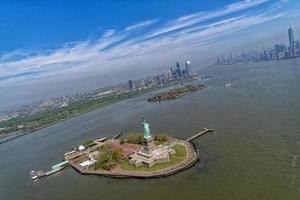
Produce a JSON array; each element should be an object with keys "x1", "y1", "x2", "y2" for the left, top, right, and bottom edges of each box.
[
  {"x1": 128, "y1": 119, "x2": 171, "y2": 168},
  {"x1": 138, "y1": 137, "x2": 155, "y2": 158}
]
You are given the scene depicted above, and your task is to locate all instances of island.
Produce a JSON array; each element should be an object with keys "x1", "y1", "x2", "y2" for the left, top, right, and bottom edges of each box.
[
  {"x1": 0, "y1": 77, "x2": 203, "y2": 144},
  {"x1": 63, "y1": 119, "x2": 207, "y2": 178},
  {"x1": 147, "y1": 84, "x2": 206, "y2": 102}
]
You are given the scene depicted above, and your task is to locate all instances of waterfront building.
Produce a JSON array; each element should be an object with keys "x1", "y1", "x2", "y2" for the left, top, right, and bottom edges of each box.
[
  {"x1": 274, "y1": 44, "x2": 283, "y2": 54},
  {"x1": 182, "y1": 69, "x2": 187, "y2": 79},
  {"x1": 128, "y1": 80, "x2": 134, "y2": 90},
  {"x1": 295, "y1": 40, "x2": 300, "y2": 55},
  {"x1": 155, "y1": 75, "x2": 161, "y2": 85},
  {"x1": 173, "y1": 65, "x2": 177, "y2": 79},
  {"x1": 216, "y1": 56, "x2": 221, "y2": 64},
  {"x1": 271, "y1": 50, "x2": 278, "y2": 60},
  {"x1": 164, "y1": 70, "x2": 172, "y2": 80},
  {"x1": 288, "y1": 25, "x2": 295, "y2": 56},
  {"x1": 185, "y1": 61, "x2": 190, "y2": 77},
  {"x1": 170, "y1": 67, "x2": 176, "y2": 79},
  {"x1": 176, "y1": 62, "x2": 183, "y2": 79},
  {"x1": 221, "y1": 54, "x2": 226, "y2": 64},
  {"x1": 143, "y1": 77, "x2": 148, "y2": 86}
]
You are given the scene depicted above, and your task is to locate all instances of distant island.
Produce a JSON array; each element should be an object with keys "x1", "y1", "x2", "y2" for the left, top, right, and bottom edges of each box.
[
  {"x1": 0, "y1": 61, "x2": 204, "y2": 143},
  {"x1": 147, "y1": 84, "x2": 206, "y2": 102}
]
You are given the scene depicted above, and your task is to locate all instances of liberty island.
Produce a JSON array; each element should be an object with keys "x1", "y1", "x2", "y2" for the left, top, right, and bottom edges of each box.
[{"x1": 31, "y1": 118, "x2": 212, "y2": 179}]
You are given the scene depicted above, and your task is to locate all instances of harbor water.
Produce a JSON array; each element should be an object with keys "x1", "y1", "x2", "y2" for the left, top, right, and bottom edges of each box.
[{"x1": 1, "y1": 59, "x2": 300, "y2": 200}]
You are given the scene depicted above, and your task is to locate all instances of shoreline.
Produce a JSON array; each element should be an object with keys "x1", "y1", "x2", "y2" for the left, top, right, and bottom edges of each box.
[
  {"x1": 0, "y1": 79, "x2": 203, "y2": 144},
  {"x1": 67, "y1": 139, "x2": 199, "y2": 179}
]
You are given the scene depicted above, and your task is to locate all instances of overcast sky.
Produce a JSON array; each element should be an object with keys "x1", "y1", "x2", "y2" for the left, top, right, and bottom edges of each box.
[{"x1": 0, "y1": 0, "x2": 300, "y2": 111}]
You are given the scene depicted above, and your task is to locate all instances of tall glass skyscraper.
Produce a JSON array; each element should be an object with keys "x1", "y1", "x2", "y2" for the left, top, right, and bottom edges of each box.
[
  {"x1": 288, "y1": 25, "x2": 295, "y2": 56},
  {"x1": 185, "y1": 61, "x2": 190, "y2": 77},
  {"x1": 128, "y1": 80, "x2": 134, "y2": 90}
]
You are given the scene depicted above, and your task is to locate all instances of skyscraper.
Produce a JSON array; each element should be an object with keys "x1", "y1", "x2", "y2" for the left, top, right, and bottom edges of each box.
[
  {"x1": 155, "y1": 75, "x2": 161, "y2": 85},
  {"x1": 128, "y1": 80, "x2": 134, "y2": 90},
  {"x1": 288, "y1": 25, "x2": 295, "y2": 56},
  {"x1": 295, "y1": 40, "x2": 300, "y2": 54},
  {"x1": 185, "y1": 61, "x2": 190, "y2": 77},
  {"x1": 176, "y1": 62, "x2": 182, "y2": 79},
  {"x1": 170, "y1": 67, "x2": 176, "y2": 79}
]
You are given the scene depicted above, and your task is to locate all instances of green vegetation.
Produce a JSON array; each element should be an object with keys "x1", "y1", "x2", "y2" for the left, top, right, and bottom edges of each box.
[
  {"x1": 120, "y1": 133, "x2": 169, "y2": 145},
  {"x1": 154, "y1": 134, "x2": 169, "y2": 144},
  {"x1": 147, "y1": 84, "x2": 206, "y2": 102},
  {"x1": 0, "y1": 79, "x2": 196, "y2": 136},
  {"x1": 154, "y1": 134, "x2": 168, "y2": 141},
  {"x1": 82, "y1": 140, "x2": 96, "y2": 148},
  {"x1": 120, "y1": 133, "x2": 144, "y2": 144},
  {"x1": 120, "y1": 144, "x2": 187, "y2": 172},
  {"x1": 0, "y1": 89, "x2": 147, "y2": 135},
  {"x1": 94, "y1": 144, "x2": 122, "y2": 170}
]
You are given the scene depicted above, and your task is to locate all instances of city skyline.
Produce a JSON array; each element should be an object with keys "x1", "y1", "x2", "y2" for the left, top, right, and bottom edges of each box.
[
  {"x1": 1, "y1": 0, "x2": 300, "y2": 111},
  {"x1": 0, "y1": 60, "x2": 194, "y2": 118},
  {"x1": 216, "y1": 25, "x2": 300, "y2": 64},
  {"x1": 0, "y1": 60, "x2": 198, "y2": 133},
  {"x1": 2, "y1": 2, "x2": 300, "y2": 199}
]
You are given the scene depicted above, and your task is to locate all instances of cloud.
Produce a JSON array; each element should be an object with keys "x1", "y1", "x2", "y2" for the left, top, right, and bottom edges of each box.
[
  {"x1": 144, "y1": 0, "x2": 269, "y2": 38},
  {"x1": 102, "y1": 29, "x2": 116, "y2": 37},
  {"x1": 124, "y1": 19, "x2": 158, "y2": 31},
  {"x1": 0, "y1": 0, "x2": 290, "y2": 85}
]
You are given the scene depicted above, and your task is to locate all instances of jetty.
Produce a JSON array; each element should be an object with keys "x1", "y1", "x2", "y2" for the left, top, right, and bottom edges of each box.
[
  {"x1": 186, "y1": 128, "x2": 213, "y2": 142},
  {"x1": 112, "y1": 132, "x2": 122, "y2": 140},
  {"x1": 0, "y1": 132, "x2": 31, "y2": 145}
]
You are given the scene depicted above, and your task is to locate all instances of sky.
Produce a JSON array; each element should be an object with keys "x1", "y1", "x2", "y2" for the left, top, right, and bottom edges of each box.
[{"x1": 0, "y1": 0, "x2": 300, "y2": 111}]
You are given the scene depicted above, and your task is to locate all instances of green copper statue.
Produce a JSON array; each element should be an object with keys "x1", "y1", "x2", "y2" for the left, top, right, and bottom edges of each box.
[{"x1": 142, "y1": 118, "x2": 151, "y2": 139}]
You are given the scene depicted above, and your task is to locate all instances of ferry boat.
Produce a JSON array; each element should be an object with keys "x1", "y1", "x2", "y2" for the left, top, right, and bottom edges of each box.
[
  {"x1": 30, "y1": 160, "x2": 69, "y2": 180},
  {"x1": 45, "y1": 160, "x2": 69, "y2": 176},
  {"x1": 30, "y1": 170, "x2": 38, "y2": 180},
  {"x1": 225, "y1": 83, "x2": 232, "y2": 88}
]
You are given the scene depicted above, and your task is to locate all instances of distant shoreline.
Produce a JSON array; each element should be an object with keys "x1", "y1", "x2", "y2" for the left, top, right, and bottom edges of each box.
[{"x1": 0, "y1": 79, "x2": 202, "y2": 144}]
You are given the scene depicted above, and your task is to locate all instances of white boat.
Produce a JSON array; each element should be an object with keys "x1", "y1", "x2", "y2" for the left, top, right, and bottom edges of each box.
[
  {"x1": 30, "y1": 170, "x2": 38, "y2": 180},
  {"x1": 45, "y1": 167, "x2": 62, "y2": 176},
  {"x1": 30, "y1": 160, "x2": 68, "y2": 180},
  {"x1": 225, "y1": 83, "x2": 232, "y2": 88}
]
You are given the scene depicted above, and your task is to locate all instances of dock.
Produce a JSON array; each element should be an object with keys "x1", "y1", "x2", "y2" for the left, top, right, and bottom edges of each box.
[
  {"x1": 112, "y1": 132, "x2": 122, "y2": 140},
  {"x1": 31, "y1": 160, "x2": 69, "y2": 180},
  {"x1": 186, "y1": 128, "x2": 213, "y2": 142}
]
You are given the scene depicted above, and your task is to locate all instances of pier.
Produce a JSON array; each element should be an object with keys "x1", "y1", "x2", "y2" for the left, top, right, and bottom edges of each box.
[
  {"x1": 186, "y1": 128, "x2": 213, "y2": 142},
  {"x1": 112, "y1": 132, "x2": 122, "y2": 140},
  {"x1": 31, "y1": 160, "x2": 69, "y2": 180}
]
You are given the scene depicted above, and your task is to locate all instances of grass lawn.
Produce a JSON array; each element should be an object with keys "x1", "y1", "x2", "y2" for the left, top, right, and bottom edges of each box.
[
  {"x1": 82, "y1": 140, "x2": 96, "y2": 148},
  {"x1": 120, "y1": 143, "x2": 187, "y2": 172},
  {"x1": 154, "y1": 140, "x2": 168, "y2": 145}
]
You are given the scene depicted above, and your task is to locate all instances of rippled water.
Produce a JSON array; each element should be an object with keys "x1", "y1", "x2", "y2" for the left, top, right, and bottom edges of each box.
[{"x1": 1, "y1": 59, "x2": 300, "y2": 200}]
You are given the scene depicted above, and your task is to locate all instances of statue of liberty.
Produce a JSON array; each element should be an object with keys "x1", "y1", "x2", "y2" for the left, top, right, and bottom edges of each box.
[{"x1": 142, "y1": 117, "x2": 151, "y2": 139}]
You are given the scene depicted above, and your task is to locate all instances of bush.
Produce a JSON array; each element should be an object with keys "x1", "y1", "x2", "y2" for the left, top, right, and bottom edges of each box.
[
  {"x1": 154, "y1": 134, "x2": 168, "y2": 142},
  {"x1": 94, "y1": 144, "x2": 122, "y2": 170},
  {"x1": 121, "y1": 133, "x2": 143, "y2": 144},
  {"x1": 119, "y1": 138, "x2": 125, "y2": 144}
]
